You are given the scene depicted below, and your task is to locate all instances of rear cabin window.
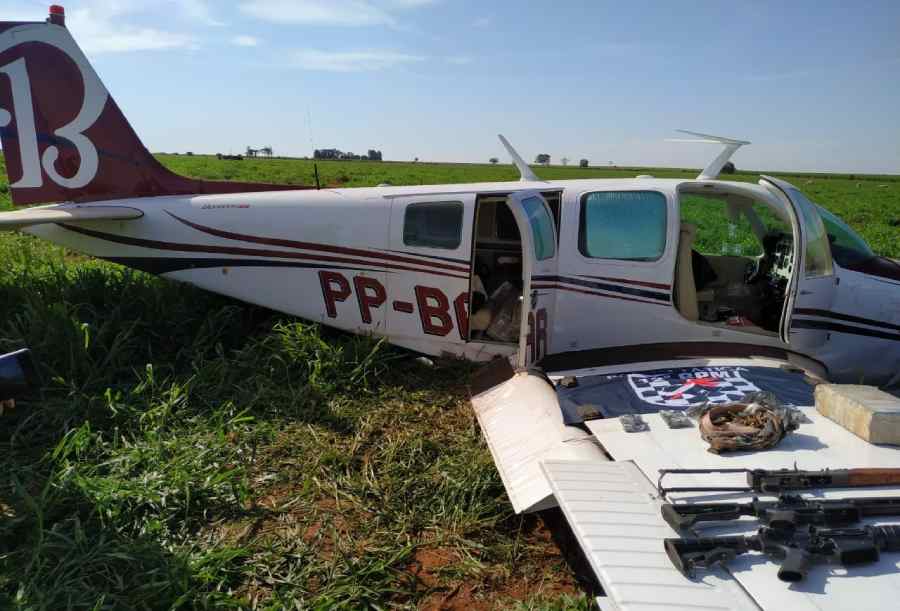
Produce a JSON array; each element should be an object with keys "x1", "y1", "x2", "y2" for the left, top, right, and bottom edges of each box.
[
  {"x1": 579, "y1": 191, "x2": 667, "y2": 261},
  {"x1": 404, "y1": 202, "x2": 463, "y2": 249}
]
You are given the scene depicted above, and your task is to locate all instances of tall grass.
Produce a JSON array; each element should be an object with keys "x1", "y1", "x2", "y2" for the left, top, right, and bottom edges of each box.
[{"x1": 0, "y1": 231, "x2": 586, "y2": 608}]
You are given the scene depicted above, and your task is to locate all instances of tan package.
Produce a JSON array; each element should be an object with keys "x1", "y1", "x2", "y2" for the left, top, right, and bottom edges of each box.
[{"x1": 815, "y1": 384, "x2": 900, "y2": 445}]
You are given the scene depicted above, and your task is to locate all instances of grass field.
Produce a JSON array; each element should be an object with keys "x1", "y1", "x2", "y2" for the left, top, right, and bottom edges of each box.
[{"x1": 0, "y1": 155, "x2": 898, "y2": 610}]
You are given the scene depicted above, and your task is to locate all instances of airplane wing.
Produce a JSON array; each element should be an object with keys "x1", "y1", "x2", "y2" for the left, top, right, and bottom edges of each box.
[{"x1": 0, "y1": 205, "x2": 144, "y2": 231}]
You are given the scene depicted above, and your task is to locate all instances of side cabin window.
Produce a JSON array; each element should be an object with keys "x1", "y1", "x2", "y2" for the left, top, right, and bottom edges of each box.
[
  {"x1": 579, "y1": 191, "x2": 667, "y2": 261},
  {"x1": 403, "y1": 201, "x2": 463, "y2": 249},
  {"x1": 521, "y1": 196, "x2": 555, "y2": 261}
]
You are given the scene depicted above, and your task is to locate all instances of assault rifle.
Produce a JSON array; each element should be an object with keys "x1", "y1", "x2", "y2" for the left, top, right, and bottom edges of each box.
[
  {"x1": 662, "y1": 495, "x2": 900, "y2": 530},
  {"x1": 666, "y1": 524, "x2": 900, "y2": 582},
  {"x1": 658, "y1": 467, "x2": 900, "y2": 497}
]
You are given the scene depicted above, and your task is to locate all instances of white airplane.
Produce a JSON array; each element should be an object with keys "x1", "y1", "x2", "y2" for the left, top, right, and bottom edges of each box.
[{"x1": 1, "y1": 7, "x2": 899, "y2": 388}]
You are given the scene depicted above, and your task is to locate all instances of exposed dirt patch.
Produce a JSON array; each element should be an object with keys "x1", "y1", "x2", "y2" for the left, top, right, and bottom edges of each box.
[
  {"x1": 412, "y1": 511, "x2": 586, "y2": 610},
  {"x1": 408, "y1": 546, "x2": 460, "y2": 588},
  {"x1": 419, "y1": 574, "x2": 580, "y2": 611}
]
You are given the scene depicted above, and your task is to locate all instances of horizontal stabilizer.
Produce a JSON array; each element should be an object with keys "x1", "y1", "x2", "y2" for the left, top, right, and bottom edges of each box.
[
  {"x1": 667, "y1": 130, "x2": 751, "y2": 180},
  {"x1": 0, "y1": 205, "x2": 143, "y2": 231}
]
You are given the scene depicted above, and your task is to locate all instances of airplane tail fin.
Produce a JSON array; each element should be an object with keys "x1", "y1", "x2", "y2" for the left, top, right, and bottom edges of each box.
[{"x1": 0, "y1": 7, "x2": 302, "y2": 206}]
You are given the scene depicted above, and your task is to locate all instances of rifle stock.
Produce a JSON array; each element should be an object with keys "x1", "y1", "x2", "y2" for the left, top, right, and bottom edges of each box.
[
  {"x1": 661, "y1": 502, "x2": 746, "y2": 529},
  {"x1": 847, "y1": 469, "x2": 900, "y2": 487},
  {"x1": 664, "y1": 536, "x2": 752, "y2": 577}
]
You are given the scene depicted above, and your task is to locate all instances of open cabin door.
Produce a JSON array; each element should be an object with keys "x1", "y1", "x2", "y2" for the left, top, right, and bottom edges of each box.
[
  {"x1": 505, "y1": 191, "x2": 559, "y2": 368},
  {"x1": 760, "y1": 176, "x2": 837, "y2": 350}
]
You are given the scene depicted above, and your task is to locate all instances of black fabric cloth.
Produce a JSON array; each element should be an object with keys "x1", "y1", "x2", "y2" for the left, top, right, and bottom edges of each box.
[
  {"x1": 692, "y1": 250, "x2": 718, "y2": 291},
  {"x1": 558, "y1": 365, "x2": 815, "y2": 425}
]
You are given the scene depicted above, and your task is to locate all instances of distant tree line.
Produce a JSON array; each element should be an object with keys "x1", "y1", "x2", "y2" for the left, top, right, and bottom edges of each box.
[
  {"x1": 490, "y1": 153, "x2": 592, "y2": 168},
  {"x1": 314, "y1": 149, "x2": 383, "y2": 161}
]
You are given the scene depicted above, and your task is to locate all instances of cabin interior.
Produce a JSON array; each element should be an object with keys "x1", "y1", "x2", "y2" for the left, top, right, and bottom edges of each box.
[
  {"x1": 468, "y1": 192, "x2": 561, "y2": 343},
  {"x1": 674, "y1": 184, "x2": 796, "y2": 337},
  {"x1": 466, "y1": 185, "x2": 798, "y2": 344}
]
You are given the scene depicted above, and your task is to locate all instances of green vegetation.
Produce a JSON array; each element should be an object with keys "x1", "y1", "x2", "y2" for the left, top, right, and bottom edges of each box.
[
  {"x1": 680, "y1": 195, "x2": 794, "y2": 257},
  {"x1": 0, "y1": 154, "x2": 897, "y2": 609}
]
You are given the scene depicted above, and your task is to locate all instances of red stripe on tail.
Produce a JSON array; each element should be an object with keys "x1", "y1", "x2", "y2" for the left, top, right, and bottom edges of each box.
[{"x1": 0, "y1": 14, "x2": 304, "y2": 206}]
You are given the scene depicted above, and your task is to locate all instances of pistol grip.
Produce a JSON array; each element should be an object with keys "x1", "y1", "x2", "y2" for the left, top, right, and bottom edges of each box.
[{"x1": 778, "y1": 548, "x2": 811, "y2": 582}]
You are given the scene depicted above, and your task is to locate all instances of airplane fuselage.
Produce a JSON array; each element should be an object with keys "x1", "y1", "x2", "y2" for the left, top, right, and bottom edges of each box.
[{"x1": 24, "y1": 176, "x2": 900, "y2": 387}]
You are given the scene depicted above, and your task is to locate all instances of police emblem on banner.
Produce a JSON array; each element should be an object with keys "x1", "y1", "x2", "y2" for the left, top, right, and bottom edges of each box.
[{"x1": 627, "y1": 367, "x2": 761, "y2": 408}]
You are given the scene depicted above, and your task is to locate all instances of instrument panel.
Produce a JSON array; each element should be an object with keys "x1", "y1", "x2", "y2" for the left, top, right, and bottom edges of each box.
[{"x1": 768, "y1": 234, "x2": 794, "y2": 286}]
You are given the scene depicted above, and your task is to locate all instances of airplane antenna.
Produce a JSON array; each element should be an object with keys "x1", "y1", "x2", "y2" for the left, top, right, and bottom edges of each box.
[
  {"x1": 307, "y1": 107, "x2": 321, "y2": 190},
  {"x1": 666, "y1": 129, "x2": 750, "y2": 180},
  {"x1": 498, "y1": 134, "x2": 539, "y2": 182}
]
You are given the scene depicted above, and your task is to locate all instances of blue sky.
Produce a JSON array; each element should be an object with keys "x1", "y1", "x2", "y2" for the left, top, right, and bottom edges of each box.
[{"x1": 4, "y1": 0, "x2": 900, "y2": 173}]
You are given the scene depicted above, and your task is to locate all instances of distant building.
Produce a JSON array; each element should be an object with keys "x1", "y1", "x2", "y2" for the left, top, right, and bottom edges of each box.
[
  {"x1": 246, "y1": 146, "x2": 273, "y2": 158},
  {"x1": 314, "y1": 149, "x2": 341, "y2": 160}
]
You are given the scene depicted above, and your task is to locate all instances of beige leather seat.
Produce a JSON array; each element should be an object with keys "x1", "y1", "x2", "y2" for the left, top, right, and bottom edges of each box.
[{"x1": 676, "y1": 222, "x2": 699, "y2": 321}]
